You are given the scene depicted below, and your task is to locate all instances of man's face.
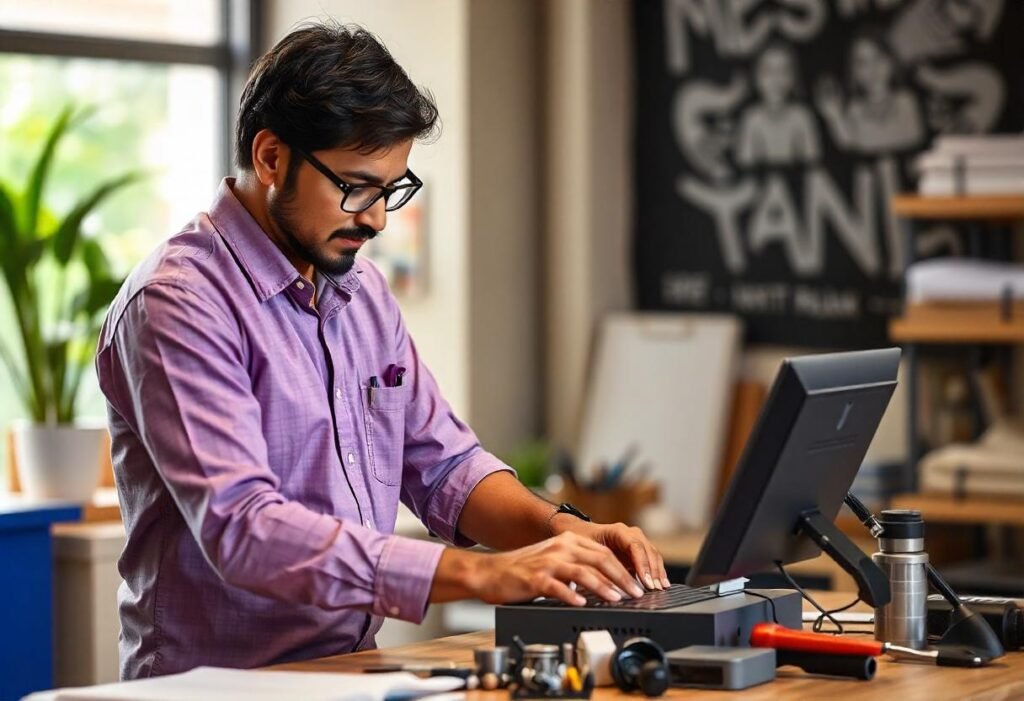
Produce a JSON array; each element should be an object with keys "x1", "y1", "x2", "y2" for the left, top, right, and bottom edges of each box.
[{"x1": 268, "y1": 138, "x2": 414, "y2": 276}]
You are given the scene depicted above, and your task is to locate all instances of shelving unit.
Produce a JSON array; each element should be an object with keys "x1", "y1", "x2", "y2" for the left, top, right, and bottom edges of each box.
[
  {"x1": 888, "y1": 194, "x2": 1024, "y2": 596},
  {"x1": 888, "y1": 193, "x2": 1024, "y2": 488},
  {"x1": 890, "y1": 302, "x2": 1024, "y2": 344}
]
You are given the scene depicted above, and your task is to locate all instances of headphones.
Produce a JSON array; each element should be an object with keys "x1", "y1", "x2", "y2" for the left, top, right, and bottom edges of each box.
[{"x1": 611, "y1": 637, "x2": 669, "y2": 697}]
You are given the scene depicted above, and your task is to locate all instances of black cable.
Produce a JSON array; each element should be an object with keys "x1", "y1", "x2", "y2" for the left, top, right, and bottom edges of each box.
[
  {"x1": 812, "y1": 595, "x2": 864, "y2": 634},
  {"x1": 740, "y1": 589, "x2": 779, "y2": 625},
  {"x1": 843, "y1": 493, "x2": 884, "y2": 538},
  {"x1": 775, "y1": 561, "x2": 846, "y2": 634}
]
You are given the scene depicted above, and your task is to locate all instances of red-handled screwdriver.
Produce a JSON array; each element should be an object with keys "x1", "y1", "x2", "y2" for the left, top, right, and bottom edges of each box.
[{"x1": 751, "y1": 623, "x2": 988, "y2": 667}]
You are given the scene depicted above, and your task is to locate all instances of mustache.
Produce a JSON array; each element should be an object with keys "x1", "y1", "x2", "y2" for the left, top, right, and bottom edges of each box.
[{"x1": 329, "y1": 226, "x2": 378, "y2": 242}]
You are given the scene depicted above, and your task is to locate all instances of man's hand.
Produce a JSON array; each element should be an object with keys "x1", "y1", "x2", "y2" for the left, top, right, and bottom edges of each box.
[
  {"x1": 430, "y1": 531, "x2": 646, "y2": 606},
  {"x1": 550, "y1": 516, "x2": 671, "y2": 591}
]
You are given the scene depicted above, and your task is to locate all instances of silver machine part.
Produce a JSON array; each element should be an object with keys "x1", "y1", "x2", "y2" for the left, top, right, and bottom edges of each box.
[
  {"x1": 474, "y1": 646, "x2": 510, "y2": 676},
  {"x1": 873, "y1": 548, "x2": 929, "y2": 649},
  {"x1": 878, "y1": 537, "x2": 924, "y2": 553}
]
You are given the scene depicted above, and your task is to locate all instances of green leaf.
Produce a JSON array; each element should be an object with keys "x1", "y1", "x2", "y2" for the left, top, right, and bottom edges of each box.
[
  {"x1": 0, "y1": 181, "x2": 17, "y2": 257},
  {"x1": 80, "y1": 238, "x2": 113, "y2": 282},
  {"x1": 51, "y1": 171, "x2": 142, "y2": 265},
  {"x1": 20, "y1": 104, "x2": 78, "y2": 239},
  {"x1": 71, "y1": 276, "x2": 123, "y2": 318}
]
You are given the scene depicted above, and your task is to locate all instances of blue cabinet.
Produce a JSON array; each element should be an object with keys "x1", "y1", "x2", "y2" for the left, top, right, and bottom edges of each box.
[{"x1": 0, "y1": 497, "x2": 81, "y2": 701}]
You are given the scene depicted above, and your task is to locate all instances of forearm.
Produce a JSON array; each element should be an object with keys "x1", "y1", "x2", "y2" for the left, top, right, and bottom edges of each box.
[{"x1": 456, "y1": 471, "x2": 567, "y2": 550}]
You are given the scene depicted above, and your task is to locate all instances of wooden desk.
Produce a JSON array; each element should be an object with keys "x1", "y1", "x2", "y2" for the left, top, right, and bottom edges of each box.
[{"x1": 273, "y1": 592, "x2": 1024, "y2": 700}]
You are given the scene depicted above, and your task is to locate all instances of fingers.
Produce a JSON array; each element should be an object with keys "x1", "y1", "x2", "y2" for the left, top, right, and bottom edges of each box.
[
  {"x1": 625, "y1": 539, "x2": 658, "y2": 590},
  {"x1": 601, "y1": 525, "x2": 671, "y2": 590},
  {"x1": 555, "y1": 563, "x2": 622, "y2": 603},
  {"x1": 565, "y1": 539, "x2": 645, "y2": 598},
  {"x1": 536, "y1": 575, "x2": 587, "y2": 607}
]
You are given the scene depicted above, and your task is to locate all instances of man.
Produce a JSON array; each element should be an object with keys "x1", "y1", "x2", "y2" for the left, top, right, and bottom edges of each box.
[{"x1": 96, "y1": 22, "x2": 669, "y2": 679}]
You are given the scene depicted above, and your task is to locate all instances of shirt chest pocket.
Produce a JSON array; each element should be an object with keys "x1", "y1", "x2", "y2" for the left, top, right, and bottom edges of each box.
[{"x1": 362, "y1": 384, "x2": 411, "y2": 486}]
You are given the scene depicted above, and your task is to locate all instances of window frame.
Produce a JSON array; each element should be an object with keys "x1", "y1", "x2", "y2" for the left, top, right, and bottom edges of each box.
[{"x1": 0, "y1": 0, "x2": 263, "y2": 175}]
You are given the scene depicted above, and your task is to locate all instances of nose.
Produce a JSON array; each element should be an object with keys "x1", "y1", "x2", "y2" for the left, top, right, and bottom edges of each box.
[{"x1": 354, "y1": 196, "x2": 387, "y2": 233}]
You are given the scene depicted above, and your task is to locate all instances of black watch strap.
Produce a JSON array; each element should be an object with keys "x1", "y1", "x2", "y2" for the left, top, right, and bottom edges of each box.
[{"x1": 555, "y1": 502, "x2": 591, "y2": 522}]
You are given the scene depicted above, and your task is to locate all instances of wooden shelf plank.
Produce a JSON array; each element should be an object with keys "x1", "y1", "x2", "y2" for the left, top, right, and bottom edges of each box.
[
  {"x1": 891, "y1": 194, "x2": 1024, "y2": 220},
  {"x1": 889, "y1": 302, "x2": 1024, "y2": 343},
  {"x1": 890, "y1": 492, "x2": 1024, "y2": 526}
]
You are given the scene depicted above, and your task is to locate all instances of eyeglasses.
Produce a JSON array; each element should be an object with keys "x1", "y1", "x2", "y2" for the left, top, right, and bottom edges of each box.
[{"x1": 291, "y1": 145, "x2": 423, "y2": 213}]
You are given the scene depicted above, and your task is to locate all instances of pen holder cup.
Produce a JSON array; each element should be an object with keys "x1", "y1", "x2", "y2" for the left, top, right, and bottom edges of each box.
[{"x1": 552, "y1": 480, "x2": 659, "y2": 526}]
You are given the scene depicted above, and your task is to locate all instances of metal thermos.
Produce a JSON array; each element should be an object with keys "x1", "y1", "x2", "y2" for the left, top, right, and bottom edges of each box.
[{"x1": 872, "y1": 509, "x2": 929, "y2": 649}]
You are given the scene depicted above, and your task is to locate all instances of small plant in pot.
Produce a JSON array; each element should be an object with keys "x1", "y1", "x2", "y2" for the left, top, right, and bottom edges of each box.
[{"x1": 0, "y1": 105, "x2": 140, "y2": 500}]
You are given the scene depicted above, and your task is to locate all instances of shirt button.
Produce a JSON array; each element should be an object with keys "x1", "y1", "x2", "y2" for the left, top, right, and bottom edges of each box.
[
  {"x1": 389, "y1": 606, "x2": 400, "y2": 617},
  {"x1": 335, "y1": 387, "x2": 343, "y2": 399},
  {"x1": 347, "y1": 452, "x2": 355, "y2": 464},
  {"x1": 295, "y1": 281, "x2": 305, "y2": 290},
  {"x1": 364, "y1": 519, "x2": 372, "y2": 529}
]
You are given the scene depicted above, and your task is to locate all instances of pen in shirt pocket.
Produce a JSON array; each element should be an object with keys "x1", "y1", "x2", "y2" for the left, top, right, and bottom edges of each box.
[
  {"x1": 368, "y1": 375, "x2": 379, "y2": 405},
  {"x1": 383, "y1": 364, "x2": 406, "y2": 388}
]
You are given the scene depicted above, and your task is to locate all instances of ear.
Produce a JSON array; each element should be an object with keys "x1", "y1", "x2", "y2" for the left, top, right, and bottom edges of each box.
[{"x1": 251, "y1": 129, "x2": 288, "y2": 188}]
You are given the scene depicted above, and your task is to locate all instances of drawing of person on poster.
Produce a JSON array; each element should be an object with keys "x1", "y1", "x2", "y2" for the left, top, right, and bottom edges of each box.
[
  {"x1": 889, "y1": 0, "x2": 1006, "y2": 133},
  {"x1": 673, "y1": 74, "x2": 748, "y2": 182},
  {"x1": 737, "y1": 43, "x2": 821, "y2": 166},
  {"x1": 816, "y1": 31, "x2": 924, "y2": 155}
]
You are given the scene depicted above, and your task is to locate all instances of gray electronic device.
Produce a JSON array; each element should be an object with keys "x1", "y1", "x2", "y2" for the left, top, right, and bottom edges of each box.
[
  {"x1": 494, "y1": 588, "x2": 802, "y2": 651},
  {"x1": 666, "y1": 646, "x2": 776, "y2": 690}
]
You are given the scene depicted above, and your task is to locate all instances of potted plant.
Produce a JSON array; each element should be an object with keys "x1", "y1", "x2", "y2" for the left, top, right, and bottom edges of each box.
[{"x1": 0, "y1": 105, "x2": 139, "y2": 500}]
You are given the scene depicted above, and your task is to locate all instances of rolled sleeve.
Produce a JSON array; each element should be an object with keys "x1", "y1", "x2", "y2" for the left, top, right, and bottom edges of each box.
[
  {"x1": 426, "y1": 450, "x2": 515, "y2": 547},
  {"x1": 373, "y1": 536, "x2": 446, "y2": 622}
]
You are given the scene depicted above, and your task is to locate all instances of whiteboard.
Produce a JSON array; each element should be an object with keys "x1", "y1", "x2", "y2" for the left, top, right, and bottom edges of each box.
[{"x1": 577, "y1": 313, "x2": 741, "y2": 529}]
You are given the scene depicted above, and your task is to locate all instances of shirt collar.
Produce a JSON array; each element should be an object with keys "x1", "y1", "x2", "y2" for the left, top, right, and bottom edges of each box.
[{"x1": 207, "y1": 177, "x2": 363, "y2": 303}]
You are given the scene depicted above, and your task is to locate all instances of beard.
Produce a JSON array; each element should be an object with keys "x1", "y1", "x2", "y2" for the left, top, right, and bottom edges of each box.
[{"x1": 267, "y1": 186, "x2": 377, "y2": 276}]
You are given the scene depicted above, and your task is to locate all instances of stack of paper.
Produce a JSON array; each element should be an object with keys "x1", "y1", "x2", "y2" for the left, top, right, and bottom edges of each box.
[
  {"x1": 916, "y1": 135, "x2": 1024, "y2": 196},
  {"x1": 906, "y1": 258, "x2": 1024, "y2": 304},
  {"x1": 22, "y1": 668, "x2": 465, "y2": 701}
]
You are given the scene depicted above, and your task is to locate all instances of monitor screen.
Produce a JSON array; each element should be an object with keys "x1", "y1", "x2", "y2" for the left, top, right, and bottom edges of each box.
[{"x1": 687, "y1": 348, "x2": 900, "y2": 587}]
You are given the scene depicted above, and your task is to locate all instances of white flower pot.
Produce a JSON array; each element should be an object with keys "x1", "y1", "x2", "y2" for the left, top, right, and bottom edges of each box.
[{"x1": 12, "y1": 422, "x2": 106, "y2": 502}]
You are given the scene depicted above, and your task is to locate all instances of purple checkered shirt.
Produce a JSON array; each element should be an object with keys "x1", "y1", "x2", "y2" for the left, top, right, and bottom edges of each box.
[{"x1": 96, "y1": 178, "x2": 511, "y2": 678}]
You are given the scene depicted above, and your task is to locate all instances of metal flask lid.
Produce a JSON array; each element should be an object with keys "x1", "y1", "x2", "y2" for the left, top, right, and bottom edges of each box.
[{"x1": 878, "y1": 509, "x2": 925, "y2": 553}]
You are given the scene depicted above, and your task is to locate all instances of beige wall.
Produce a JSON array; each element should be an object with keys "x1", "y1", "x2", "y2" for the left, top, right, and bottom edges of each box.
[
  {"x1": 466, "y1": 0, "x2": 543, "y2": 455},
  {"x1": 544, "y1": 0, "x2": 633, "y2": 449}
]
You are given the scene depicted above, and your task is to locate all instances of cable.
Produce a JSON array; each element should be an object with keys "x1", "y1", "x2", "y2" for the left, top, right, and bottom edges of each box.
[
  {"x1": 740, "y1": 589, "x2": 779, "y2": 625},
  {"x1": 843, "y1": 493, "x2": 884, "y2": 538},
  {"x1": 775, "y1": 561, "x2": 846, "y2": 634},
  {"x1": 812, "y1": 595, "x2": 864, "y2": 634}
]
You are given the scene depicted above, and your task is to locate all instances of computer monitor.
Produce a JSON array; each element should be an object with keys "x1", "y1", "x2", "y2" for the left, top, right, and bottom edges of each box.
[{"x1": 686, "y1": 348, "x2": 901, "y2": 607}]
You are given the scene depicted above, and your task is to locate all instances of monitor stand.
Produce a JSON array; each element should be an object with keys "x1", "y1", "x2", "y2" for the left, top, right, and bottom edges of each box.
[{"x1": 797, "y1": 509, "x2": 891, "y2": 607}]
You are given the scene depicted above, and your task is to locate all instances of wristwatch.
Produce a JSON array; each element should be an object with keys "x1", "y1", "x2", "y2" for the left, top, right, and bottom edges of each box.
[
  {"x1": 547, "y1": 502, "x2": 592, "y2": 534},
  {"x1": 555, "y1": 502, "x2": 592, "y2": 522}
]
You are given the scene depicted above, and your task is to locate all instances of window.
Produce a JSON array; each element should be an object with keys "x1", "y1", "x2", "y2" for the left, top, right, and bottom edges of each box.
[{"x1": 0, "y1": 1, "x2": 260, "y2": 474}]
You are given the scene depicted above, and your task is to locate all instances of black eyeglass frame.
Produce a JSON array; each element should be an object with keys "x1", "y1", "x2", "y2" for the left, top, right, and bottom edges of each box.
[{"x1": 290, "y1": 145, "x2": 423, "y2": 213}]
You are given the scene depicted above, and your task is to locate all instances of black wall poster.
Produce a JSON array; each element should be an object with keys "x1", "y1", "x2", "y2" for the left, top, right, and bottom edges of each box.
[{"x1": 634, "y1": 0, "x2": 1024, "y2": 347}]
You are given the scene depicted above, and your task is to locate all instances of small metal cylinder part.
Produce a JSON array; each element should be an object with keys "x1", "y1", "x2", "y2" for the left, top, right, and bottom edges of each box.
[
  {"x1": 873, "y1": 509, "x2": 929, "y2": 650},
  {"x1": 474, "y1": 646, "x2": 510, "y2": 677}
]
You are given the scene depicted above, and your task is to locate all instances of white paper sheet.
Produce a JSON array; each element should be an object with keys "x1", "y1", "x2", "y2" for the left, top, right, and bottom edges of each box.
[{"x1": 22, "y1": 668, "x2": 465, "y2": 701}]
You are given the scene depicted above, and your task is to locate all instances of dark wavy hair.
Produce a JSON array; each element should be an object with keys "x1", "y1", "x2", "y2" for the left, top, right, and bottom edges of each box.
[{"x1": 235, "y1": 21, "x2": 440, "y2": 169}]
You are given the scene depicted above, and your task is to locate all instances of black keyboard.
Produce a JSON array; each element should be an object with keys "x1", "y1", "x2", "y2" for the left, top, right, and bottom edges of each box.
[{"x1": 530, "y1": 584, "x2": 718, "y2": 611}]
